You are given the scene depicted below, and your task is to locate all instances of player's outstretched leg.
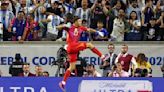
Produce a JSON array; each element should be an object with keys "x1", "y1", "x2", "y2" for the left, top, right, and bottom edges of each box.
[
  {"x1": 59, "y1": 62, "x2": 76, "y2": 91},
  {"x1": 86, "y1": 42, "x2": 105, "y2": 61}
]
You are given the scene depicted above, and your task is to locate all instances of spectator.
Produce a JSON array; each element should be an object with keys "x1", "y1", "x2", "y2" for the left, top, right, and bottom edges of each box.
[
  {"x1": 36, "y1": 6, "x2": 48, "y2": 39},
  {"x1": 21, "y1": 14, "x2": 40, "y2": 41},
  {"x1": 115, "y1": 44, "x2": 138, "y2": 76},
  {"x1": 111, "y1": 0, "x2": 126, "y2": 17},
  {"x1": 127, "y1": 0, "x2": 141, "y2": 19},
  {"x1": 14, "y1": 0, "x2": 30, "y2": 16},
  {"x1": 0, "y1": 0, "x2": 14, "y2": 41},
  {"x1": 126, "y1": 11, "x2": 142, "y2": 41},
  {"x1": 9, "y1": 53, "x2": 23, "y2": 76},
  {"x1": 46, "y1": 13, "x2": 64, "y2": 41},
  {"x1": 157, "y1": 11, "x2": 164, "y2": 40},
  {"x1": 141, "y1": 0, "x2": 154, "y2": 26},
  {"x1": 8, "y1": 11, "x2": 26, "y2": 41},
  {"x1": 135, "y1": 53, "x2": 152, "y2": 76},
  {"x1": 83, "y1": 64, "x2": 102, "y2": 77},
  {"x1": 110, "y1": 9, "x2": 129, "y2": 41},
  {"x1": 75, "y1": 0, "x2": 91, "y2": 27},
  {"x1": 102, "y1": 0, "x2": 115, "y2": 37},
  {"x1": 43, "y1": 71, "x2": 50, "y2": 77},
  {"x1": 19, "y1": 63, "x2": 35, "y2": 77},
  {"x1": 80, "y1": 20, "x2": 90, "y2": 41},
  {"x1": 100, "y1": 43, "x2": 117, "y2": 77},
  {"x1": 108, "y1": 62, "x2": 129, "y2": 77},
  {"x1": 92, "y1": 20, "x2": 108, "y2": 41},
  {"x1": 142, "y1": 17, "x2": 160, "y2": 41},
  {"x1": 90, "y1": 0, "x2": 106, "y2": 29},
  {"x1": 46, "y1": 0, "x2": 62, "y2": 16},
  {"x1": 29, "y1": 1, "x2": 48, "y2": 39},
  {"x1": 154, "y1": 0, "x2": 164, "y2": 19},
  {"x1": 63, "y1": 0, "x2": 76, "y2": 14},
  {"x1": 35, "y1": 65, "x2": 43, "y2": 76}
]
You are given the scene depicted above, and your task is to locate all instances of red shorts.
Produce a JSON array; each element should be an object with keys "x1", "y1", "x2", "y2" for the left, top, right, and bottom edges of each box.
[{"x1": 67, "y1": 42, "x2": 87, "y2": 62}]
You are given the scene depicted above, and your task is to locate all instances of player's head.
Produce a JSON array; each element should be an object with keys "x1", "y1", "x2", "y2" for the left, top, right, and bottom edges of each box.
[
  {"x1": 73, "y1": 16, "x2": 82, "y2": 27},
  {"x1": 97, "y1": 20, "x2": 104, "y2": 29},
  {"x1": 121, "y1": 44, "x2": 128, "y2": 54},
  {"x1": 108, "y1": 43, "x2": 115, "y2": 53},
  {"x1": 65, "y1": 13, "x2": 74, "y2": 23}
]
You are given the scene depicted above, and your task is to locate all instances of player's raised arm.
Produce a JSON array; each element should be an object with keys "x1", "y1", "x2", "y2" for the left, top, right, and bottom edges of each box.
[
  {"x1": 56, "y1": 24, "x2": 65, "y2": 30},
  {"x1": 86, "y1": 28, "x2": 96, "y2": 33},
  {"x1": 87, "y1": 28, "x2": 104, "y2": 37},
  {"x1": 56, "y1": 22, "x2": 71, "y2": 31}
]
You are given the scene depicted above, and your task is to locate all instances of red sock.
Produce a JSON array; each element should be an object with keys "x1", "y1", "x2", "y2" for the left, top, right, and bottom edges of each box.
[
  {"x1": 63, "y1": 69, "x2": 71, "y2": 82},
  {"x1": 91, "y1": 47, "x2": 102, "y2": 57}
]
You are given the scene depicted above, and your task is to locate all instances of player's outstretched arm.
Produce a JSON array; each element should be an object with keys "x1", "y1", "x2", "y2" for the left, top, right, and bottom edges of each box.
[
  {"x1": 56, "y1": 24, "x2": 65, "y2": 30},
  {"x1": 86, "y1": 28, "x2": 96, "y2": 33},
  {"x1": 87, "y1": 28, "x2": 104, "y2": 37},
  {"x1": 56, "y1": 23, "x2": 71, "y2": 31}
]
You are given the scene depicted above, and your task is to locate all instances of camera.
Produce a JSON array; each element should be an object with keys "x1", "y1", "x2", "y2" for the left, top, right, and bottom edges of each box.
[
  {"x1": 52, "y1": 46, "x2": 67, "y2": 66},
  {"x1": 134, "y1": 68, "x2": 150, "y2": 77}
]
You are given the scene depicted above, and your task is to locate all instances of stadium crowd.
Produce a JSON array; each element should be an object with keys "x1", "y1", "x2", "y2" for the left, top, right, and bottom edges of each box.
[{"x1": 0, "y1": 0, "x2": 164, "y2": 41}]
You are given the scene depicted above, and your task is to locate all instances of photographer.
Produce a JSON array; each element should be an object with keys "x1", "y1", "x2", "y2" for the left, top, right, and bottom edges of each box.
[
  {"x1": 108, "y1": 62, "x2": 129, "y2": 77},
  {"x1": 9, "y1": 53, "x2": 24, "y2": 76},
  {"x1": 135, "y1": 53, "x2": 152, "y2": 77}
]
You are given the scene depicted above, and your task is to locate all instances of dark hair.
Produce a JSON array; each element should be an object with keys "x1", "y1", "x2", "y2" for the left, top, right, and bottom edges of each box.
[
  {"x1": 122, "y1": 43, "x2": 128, "y2": 48},
  {"x1": 137, "y1": 53, "x2": 146, "y2": 61},
  {"x1": 129, "y1": 11, "x2": 138, "y2": 20},
  {"x1": 18, "y1": 11, "x2": 25, "y2": 15},
  {"x1": 97, "y1": 20, "x2": 103, "y2": 24},
  {"x1": 28, "y1": 13, "x2": 35, "y2": 19},
  {"x1": 23, "y1": 63, "x2": 30, "y2": 65},
  {"x1": 65, "y1": 13, "x2": 74, "y2": 23},
  {"x1": 136, "y1": 53, "x2": 147, "y2": 66},
  {"x1": 43, "y1": 71, "x2": 49, "y2": 76},
  {"x1": 65, "y1": 0, "x2": 70, "y2": 3},
  {"x1": 82, "y1": 19, "x2": 87, "y2": 23},
  {"x1": 89, "y1": 64, "x2": 95, "y2": 68},
  {"x1": 114, "y1": 0, "x2": 126, "y2": 10},
  {"x1": 108, "y1": 43, "x2": 115, "y2": 48},
  {"x1": 73, "y1": 16, "x2": 80, "y2": 23}
]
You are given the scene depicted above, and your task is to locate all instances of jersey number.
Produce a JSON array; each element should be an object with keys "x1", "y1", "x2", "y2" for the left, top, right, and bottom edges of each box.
[{"x1": 74, "y1": 28, "x2": 78, "y2": 36}]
